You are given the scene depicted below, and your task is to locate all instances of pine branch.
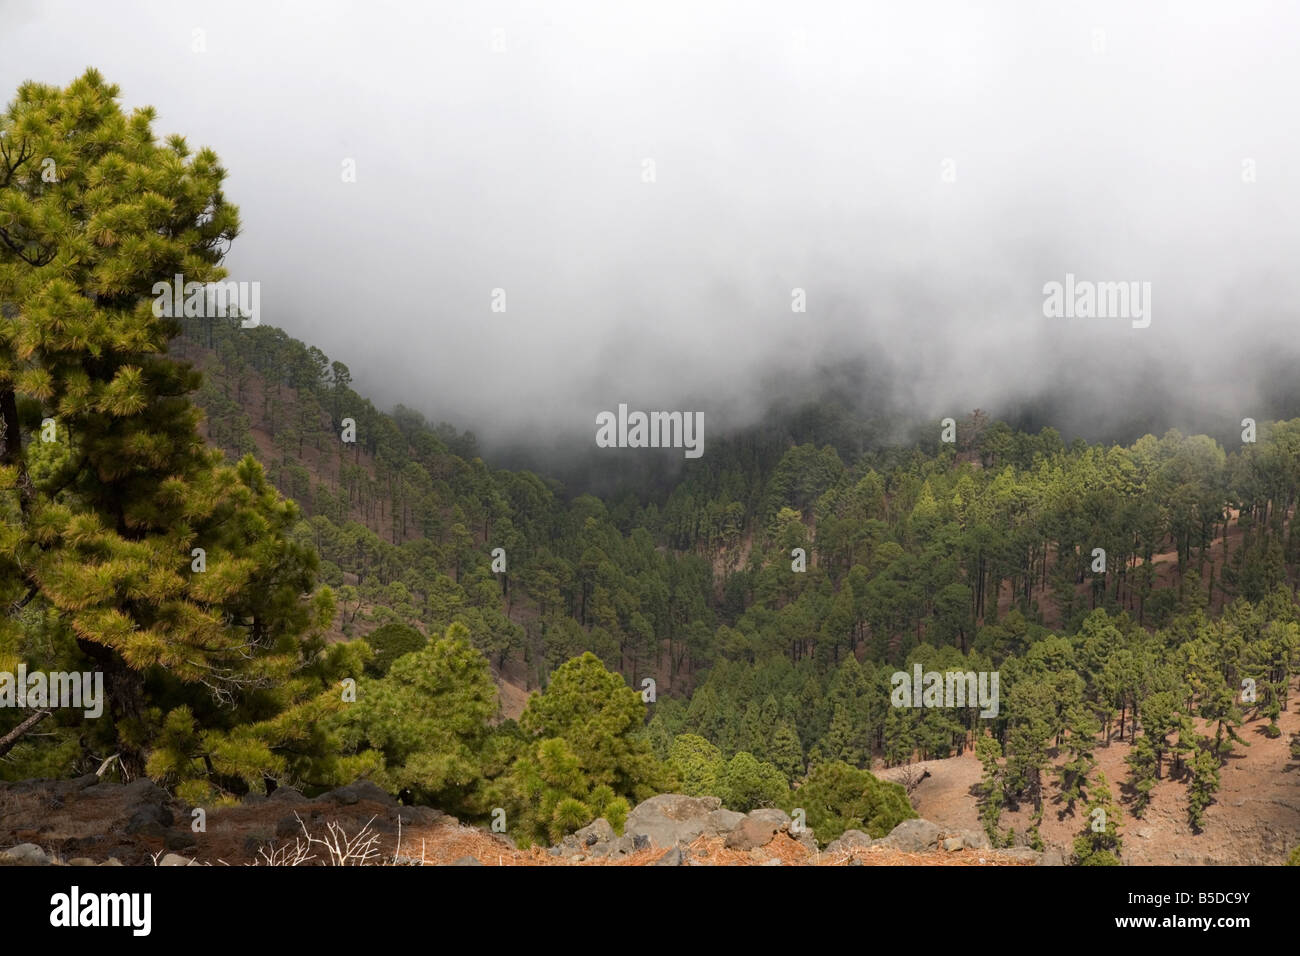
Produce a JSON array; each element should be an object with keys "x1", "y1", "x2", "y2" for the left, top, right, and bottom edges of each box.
[
  {"x1": 0, "y1": 136, "x2": 34, "y2": 187},
  {"x1": 0, "y1": 709, "x2": 52, "y2": 758},
  {"x1": 8, "y1": 585, "x2": 38, "y2": 616},
  {"x1": 0, "y1": 225, "x2": 56, "y2": 266}
]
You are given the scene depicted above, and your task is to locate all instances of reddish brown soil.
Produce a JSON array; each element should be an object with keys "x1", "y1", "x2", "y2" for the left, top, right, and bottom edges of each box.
[
  {"x1": 876, "y1": 680, "x2": 1300, "y2": 865},
  {"x1": 0, "y1": 783, "x2": 1037, "y2": 866}
]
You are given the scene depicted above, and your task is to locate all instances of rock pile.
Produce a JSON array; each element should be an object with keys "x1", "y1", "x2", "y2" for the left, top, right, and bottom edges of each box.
[
  {"x1": 545, "y1": 794, "x2": 1065, "y2": 866},
  {"x1": 548, "y1": 794, "x2": 818, "y2": 862}
]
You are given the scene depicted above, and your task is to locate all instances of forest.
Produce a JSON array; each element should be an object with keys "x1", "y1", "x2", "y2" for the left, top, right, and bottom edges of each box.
[{"x1": 2, "y1": 70, "x2": 1299, "y2": 863}]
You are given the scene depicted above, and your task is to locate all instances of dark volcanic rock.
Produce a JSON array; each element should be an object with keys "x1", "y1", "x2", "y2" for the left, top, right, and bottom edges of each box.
[
  {"x1": 321, "y1": 780, "x2": 393, "y2": 806},
  {"x1": 165, "y1": 830, "x2": 198, "y2": 851},
  {"x1": 269, "y1": 787, "x2": 308, "y2": 804}
]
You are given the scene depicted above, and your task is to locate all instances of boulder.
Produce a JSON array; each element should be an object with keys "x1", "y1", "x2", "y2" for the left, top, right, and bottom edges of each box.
[
  {"x1": 158, "y1": 853, "x2": 194, "y2": 866},
  {"x1": 624, "y1": 794, "x2": 724, "y2": 848},
  {"x1": 0, "y1": 843, "x2": 50, "y2": 865},
  {"x1": 746, "y1": 808, "x2": 791, "y2": 828},
  {"x1": 791, "y1": 829, "x2": 819, "y2": 854},
  {"x1": 322, "y1": 780, "x2": 393, "y2": 806},
  {"x1": 268, "y1": 788, "x2": 309, "y2": 805},
  {"x1": 396, "y1": 806, "x2": 447, "y2": 828},
  {"x1": 706, "y1": 809, "x2": 746, "y2": 832},
  {"x1": 53, "y1": 774, "x2": 102, "y2": 797},
  {"x1": 999, "y1": 847, "x2": 1043, "y2": 864},
  {"x1": 878, "y1": 819, "x2": 941, "y2": 852},
  {"x1": 165, "y1": 830, "x2": 198, "y2": 851},
  {"x1": 651, "y1": 847, "x2": 683, "y2": 866},
  {"x1": 1038, "y1": 847, "x2": 1066, "y2": 867},
  {"x1": 601, "y1": 835, "x2": 636, "y2": 858},
  {"x1": 125, "y1": 802, "x2": 173, "y2": 836},
  {"x1": 824, "y1": 829, "x2": 874, "y2": 856},
  {"x1": 959, "y1": 829, "x2": 990, "y2": 850},
  {"x1": 724, "y1": 814, "x2": 781, "y2": 851},
  {"x1": 122, "y1": 778, "x2": 169, "y2": 805},
  {"x1": 574, "y1": 817, "x2": 615, "y2": 848},
  {"x1": 451, "y1": 856, "x2": 483, "y2": 866}
]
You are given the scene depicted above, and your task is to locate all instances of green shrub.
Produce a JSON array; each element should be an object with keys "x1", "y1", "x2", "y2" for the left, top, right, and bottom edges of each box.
[
  {"x1": 361, "y1": 621, "x2": 428, "y2": 676},
  {"x1": 790, "y1": 760, "x2": 916, "y2": 847}
]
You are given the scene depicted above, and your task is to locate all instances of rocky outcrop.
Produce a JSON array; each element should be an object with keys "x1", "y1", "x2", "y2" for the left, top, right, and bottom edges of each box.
[
  {"x1": 876, "y1": 818, "x2": 943, "y2": 852},
  {"x1": 821, "y1": 818, "x2": 1045, "y2": 863},
  {"x1": 0, "y1": 774, "x2": 456, "y2": 866},
  {"x1": 623, "y1": 794, "x2": 726, "y2": 849},
  {"x1": 558, "y1": 796, "x2": 817, "y2": 861}
]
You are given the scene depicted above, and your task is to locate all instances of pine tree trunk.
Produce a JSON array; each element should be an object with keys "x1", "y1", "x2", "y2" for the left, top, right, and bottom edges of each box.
[{"x1": 75, "y1": 637, "x2": 149, "y2": 778}]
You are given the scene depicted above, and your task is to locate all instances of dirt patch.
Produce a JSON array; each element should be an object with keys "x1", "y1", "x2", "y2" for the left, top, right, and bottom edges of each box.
[{"x1": 888, "y1": 685, "x2": 1300, "y2": 865}]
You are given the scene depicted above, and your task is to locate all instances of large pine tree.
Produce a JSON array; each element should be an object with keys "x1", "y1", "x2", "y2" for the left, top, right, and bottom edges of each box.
[{"x1": 0, "y1": 70, "x2": 357, "y2": 799}]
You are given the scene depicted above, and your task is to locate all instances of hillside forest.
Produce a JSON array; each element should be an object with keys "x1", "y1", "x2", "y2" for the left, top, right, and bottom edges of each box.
[{"x1": 2, "y1": 71, "x2": 1298, "y2": 861}]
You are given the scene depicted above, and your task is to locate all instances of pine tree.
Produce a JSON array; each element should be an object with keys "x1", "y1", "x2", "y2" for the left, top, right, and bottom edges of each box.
[
  {"x1": 667, "y1": 732, "x2": 724, "y2": 797},
  {"x1": 768, "y1": 721, "x2": 805, "y2": 782},
  {"x1": 1187, "y1": 742, "x2": 1221, "y2": 831},
  {"x1": 717, "y1": 751, "x2": 788, "y2": 812},
  {"x1": 1004, "y1": 680, "x2": 1056, "y2": 811},
  {"x1": 509, "y1": 652, "x2": 668, "y2": 843},
  {"x1": 1073, "y1": 770, "x2": 1122, "y2": 865},
  {"x1": 825, "y1": 703, "x2": 865, "y2": 767},
  {"x1": 826, "y1": 654, "x2": 873, "y2": 761},
  {"x1": 334, "y1": 622, "x2": 496, "y2": 815},
  {"x1": 1138, "y1": 690, "x2": 1182, "y2": 778},
  {"x1": 735, "y1": 700, "x2": 765, "y2": 759},
  {"x1": 360, "y1": 620, "x2": 427, "y2": 676},
  {"x1": 1124, "y1": 734, "x2": 1158, "y2": 818},
  {"x1": 792, "y1": 760, "x2": 916, "y2": 847},
  {"x1": 0, "y1": 71, "x2": 352, "y2": 795},
  {"x1": 1055, "y1": 704, "x2": 1101, "y2": 814},
  {"x1": 975, "y1": 733, "x2": 1005, "y2": 842}
]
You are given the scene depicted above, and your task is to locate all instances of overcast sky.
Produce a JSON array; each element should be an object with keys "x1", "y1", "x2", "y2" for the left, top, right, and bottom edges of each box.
[{"x1": 4, "y1": 0, "x2": 1298, "y2": 451}]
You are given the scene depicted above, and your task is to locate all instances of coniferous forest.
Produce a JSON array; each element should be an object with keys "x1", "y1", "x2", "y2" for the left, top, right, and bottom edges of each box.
[{"x1": 1, "y1": 5, "x2": 1298, "y2": 936}]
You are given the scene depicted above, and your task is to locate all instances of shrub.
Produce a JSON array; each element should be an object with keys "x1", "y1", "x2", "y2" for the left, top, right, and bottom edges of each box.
[
  {"x1": 791, "y1": 760, "x2": 916, "y2": 846},
  {"x1": 361, "y1": 622, "x2": 428, "y2": 676}
]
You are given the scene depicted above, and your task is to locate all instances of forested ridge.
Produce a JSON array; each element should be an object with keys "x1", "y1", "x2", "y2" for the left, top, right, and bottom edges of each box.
[
  {"x1": 177, "y1": 306, "x2": 1300, "y2": 854},
  {"x1": 2, "y1": 71, "x2": 1298, "y2": 859}
]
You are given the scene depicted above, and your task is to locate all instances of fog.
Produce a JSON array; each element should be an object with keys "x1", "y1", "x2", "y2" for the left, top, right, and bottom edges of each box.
[{"x1": 4, "y1": 0, "x2": 1299, "y2": 458}]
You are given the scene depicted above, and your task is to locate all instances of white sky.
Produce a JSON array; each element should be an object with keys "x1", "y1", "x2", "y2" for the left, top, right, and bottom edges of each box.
[{"x1": 4, "y1": 0, "x2": 1298, "y2": 447}]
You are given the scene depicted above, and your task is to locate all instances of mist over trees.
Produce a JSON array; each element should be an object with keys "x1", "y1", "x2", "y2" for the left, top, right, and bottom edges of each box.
[{"x1": 2, "y1": 72, "x2": 1298, "y2": 860}]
